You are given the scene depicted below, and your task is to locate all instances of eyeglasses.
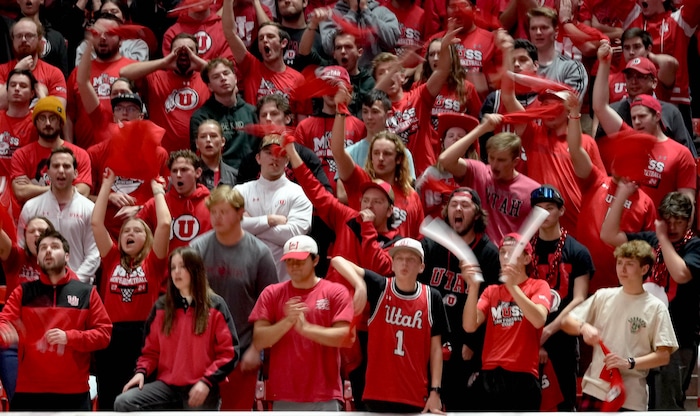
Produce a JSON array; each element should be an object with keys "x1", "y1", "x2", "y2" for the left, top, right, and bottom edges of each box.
[
  {"x1": 35, "y1": 114, "x2": 60, "y2": 124},
  {"x1": 14, "y1": 33, "x2": 38, "y2": 41},
  {"x1": 113, "y1": 105, "x2": 141, "y2": 115}
]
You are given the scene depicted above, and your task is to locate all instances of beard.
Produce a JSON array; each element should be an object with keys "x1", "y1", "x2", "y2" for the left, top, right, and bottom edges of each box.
[
  {"x1": 95, "y1": 44, "x2": 119, "y2": 60},
  {"x1": 40, "y1": 258, "x2": 66, "y2": 275},
  {"x1": 280, "y1": 9, "x2": 302, "y2": 21},
  {"x1": 37, "y1": 127, "x2": 60, "y2": 141}
]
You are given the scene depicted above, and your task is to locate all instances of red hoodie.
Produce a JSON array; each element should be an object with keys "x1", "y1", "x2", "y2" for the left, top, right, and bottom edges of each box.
[
  {"x1": 139, "y1": 183, "x2": 212, "y2": 254},
  {"x1": 0, "y1": 268, "x2": 112, "y2": 394}
]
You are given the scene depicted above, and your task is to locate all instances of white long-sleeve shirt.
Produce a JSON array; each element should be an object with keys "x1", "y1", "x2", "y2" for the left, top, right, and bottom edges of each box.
[
  {"x1": 18, "y1": 188, "x2": 101, "y2": 284},
  {"x1": 236, "y1": 176, "x2": 312, "y2": 280}
]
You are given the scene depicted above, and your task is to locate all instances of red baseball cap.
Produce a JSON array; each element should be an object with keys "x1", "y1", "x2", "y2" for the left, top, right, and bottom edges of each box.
[
  {"x1": 623, "y1": 57, "x2": 658, "y2": 78},
  {"x1": 316, "y1": 65, "x2": 351, "y2": 88},
  {"x1": 499, "y1": 232, "x2": 533, "y2": 256},
  {"x1": 437, "y1": 113, "x2": 479, "y2": 140},
  {"x1": 360, "y1": 179, "x2": 395, "y2": 204},
  {"x1": 630, "y1": 94, "x2": 662, "y2": 115}
]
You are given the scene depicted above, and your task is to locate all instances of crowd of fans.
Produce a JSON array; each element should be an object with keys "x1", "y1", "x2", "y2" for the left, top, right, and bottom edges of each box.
[{"x1": 0, "y1": 0, "x2": 698, "y2": 410}]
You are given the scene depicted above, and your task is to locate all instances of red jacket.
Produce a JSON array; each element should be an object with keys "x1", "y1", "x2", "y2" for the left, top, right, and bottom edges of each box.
[
  {"x1": 136, "y1": 293, "x2": 239, "y2": 388},
  {"x1": 0, "y1": 268, "x2": 112, "y2": 394}
]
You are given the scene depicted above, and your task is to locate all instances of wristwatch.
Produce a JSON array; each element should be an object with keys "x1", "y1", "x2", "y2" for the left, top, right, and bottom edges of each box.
[
  {"x1": 627, "y1": 357, "x2": 636, "y2": 370},
  {"x1": 429, "y1": 387, "x2": 442, "y2": 395}
]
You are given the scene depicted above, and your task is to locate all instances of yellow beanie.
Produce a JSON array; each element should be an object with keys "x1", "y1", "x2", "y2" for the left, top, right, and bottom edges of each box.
[{"x1": 32, "y1": 96, "x2": 66, "y2": 124}]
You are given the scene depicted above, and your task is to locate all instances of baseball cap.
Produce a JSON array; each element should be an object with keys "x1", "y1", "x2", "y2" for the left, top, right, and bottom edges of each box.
[
  {"x1": 389, "y1": 238, "x2": 424, "y2": 261},
  {"x1": 538, "y1": 89, "x2": 570, "y2": 103},
  {"x1": 622, "y1": 57, "x2": 658, "y2": 78},
  {"x1": 437, "y1": 113, "x2": 479, "y2": 140},
  {"x1": 499, "y1": 232, "x2": 533, "y2": 256},
  {"x1": 32, "y1": 96, "x2": 66, "y2": 124},
  {"x1": 260, "y1": 135, "x2": 282, "y2": 150},
  {"x1": 111, "y1": 93, "x2": 143, "y2": 110},
  {"x1": 316, "y1": 65, "x2": 351, "y2": 88},
  {"x1": 280, "y1": 235, "x2": 318, "y2": 261},
  {"x1": 360, "y1": 179, "x2": 395, "y2": 205},
  {"x1": 445, "y1": 187, "x2": 482, "y2": 209},
  {"x1": 530, "y1": 185, "x2": 565, "y2": 208},
  {"x1": 630, "y1": 94, "x2": 662, "y2": 115}
]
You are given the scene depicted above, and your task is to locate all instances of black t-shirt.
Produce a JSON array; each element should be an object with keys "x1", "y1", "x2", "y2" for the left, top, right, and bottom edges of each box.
[
  {"x1": 627, "y1": 232, "x2": 700, "y2": 346},
  {"x1": 532, "y1": 235, "x2": 594, "y2": 322},
  {"x1": 418, "y1": 233, "x2": 500, "y2": 350},
  {"x1": 364, "y1": 269, "x2": 450, "y2": 338}
]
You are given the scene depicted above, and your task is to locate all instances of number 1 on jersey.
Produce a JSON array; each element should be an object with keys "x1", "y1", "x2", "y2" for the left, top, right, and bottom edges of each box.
[{"x1": 394, "y1": 330, "x2": 405, "y2": 356}]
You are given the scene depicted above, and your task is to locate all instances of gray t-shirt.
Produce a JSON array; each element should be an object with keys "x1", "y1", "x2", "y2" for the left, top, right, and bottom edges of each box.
[{"x1": 190, "y1": 231, "x2": 278, "y2": 349}]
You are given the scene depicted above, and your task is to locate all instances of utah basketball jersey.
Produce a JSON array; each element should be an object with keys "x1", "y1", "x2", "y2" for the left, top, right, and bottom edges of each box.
[{"x1": 364, "y1": 278, "x2": 434, "y2": 408}]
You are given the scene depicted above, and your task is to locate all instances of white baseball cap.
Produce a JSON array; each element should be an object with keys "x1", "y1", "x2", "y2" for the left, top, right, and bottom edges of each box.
[
  {"x1": 280, "y1": 235, "x2": 318, "y2": 261},
  {"x1": 389, "y1": 238, "x2": 424, "y2": 261}
]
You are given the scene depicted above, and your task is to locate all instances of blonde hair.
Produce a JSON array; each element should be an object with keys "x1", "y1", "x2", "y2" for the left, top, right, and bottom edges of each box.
[
  {"x1": 118, "y1": 218, "x2": 154, "y2": 272},
  {"x1": 206, "y1": 185, "x2": 245, "y2": 211},
  {"x1": 365, "y1": 132, "x2": 413, "y2": 196},
  {"x1": 486, "y1": 132, "x2": 521, "y2": 160}
]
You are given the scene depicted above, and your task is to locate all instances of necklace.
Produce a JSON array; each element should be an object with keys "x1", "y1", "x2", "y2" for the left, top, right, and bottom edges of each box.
[{"x1": 530, "y1": 227, "x2": 567, "y2": 288}]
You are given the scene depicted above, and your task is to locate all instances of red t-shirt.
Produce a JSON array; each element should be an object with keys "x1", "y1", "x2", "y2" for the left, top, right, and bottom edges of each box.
[
  {"x1": 162, "y1": 14, "x2": 234, "y2": 61},
  {"x1": 389, "y1": 84, "x2": 437, "y2": 176},
  {"x1": 0, "y1": 111, "x2": 36, "y2": 177},
  {"x1": 478, "y1": 278, "x2": 551, "y2": 377},
  {"x1": 380, "y1": 0, "x2": 425, "y2": 54},
  {"x1": 0, "y1": 59, "x2": 67, "y2": 100},
  {"x1": 430, "y1": 83, "x2": 482, "y2": 156},
  {"x1": 248, "y1": 279, "x2": 353, "y2": 403},
  {"x1": 576, "y1": 166, "x2": 656, "y2": 293},
  {"x1": 605, "y1": 124, "x2": 697, "y2": 207},
  {"x1": 294, "y1": 114, "x2": 365, "y2": 192},
  {"x1": 520, "y1": 122, "x2": 606, "y2": 235},
  {"x1": 144, "y1": 70, "x2": 210, "y2": 153},
  {"x1": 364, "y1": 279, "x2": 434, "y2": 408},
  {"x1": 628, "y1": 7, "x2": 697, "y2": 104},
  {"x1": 11, "y1": 141, "x2": 92, "y2": 188},
  {"x1": 343, "y1": 164, "x2": 424, "y2": 239},
  {"x1": 99, "y1": 243, "x2": 167, "y2": 323},
  {"x1": 238, "y1": 52, "x2": 311, "y2": 116},
  {"x1": 3, "y1": 246, "x2": 41, "y2": 301},
  {"x1": 66, "y1": 57, "x2": 137, "y2": 149}
]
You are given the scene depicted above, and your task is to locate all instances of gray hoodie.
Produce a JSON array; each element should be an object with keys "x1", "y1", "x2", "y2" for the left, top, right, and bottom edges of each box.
[{"x1": 319, "y1": 0, "x2": 400, "y2": 70}]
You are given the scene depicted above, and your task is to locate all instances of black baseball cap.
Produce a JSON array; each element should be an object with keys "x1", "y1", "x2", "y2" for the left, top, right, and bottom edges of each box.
[{"x1": 530, "y1": 185, "x2": 564, "y2": 208}]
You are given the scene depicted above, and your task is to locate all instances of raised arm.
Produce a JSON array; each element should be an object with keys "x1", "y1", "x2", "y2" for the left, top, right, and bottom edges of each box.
[
  {"x1": 330, "y1": 88, "x2": 356, "y2": 181},
  {"x1": 599, "y1": 180, "x2": 635, "y2": 247},
  {"x1": 77, "y1": 36, "x2": 100, "y2": 115},
  {"x1": 425, "y1": 26, "x2": 459, "y2": 97},
  {"x1": 222, "y1": 0, "x2": 248, "y2": 65},
  {"x1": 120, "y1": 51, "x2": 175, "y2": 81},
  {"x1": 592, "y1": 41, "x2": 623, "y2": 135},
  {"x1": 655, "y1": 219, "x2": 693, "y2": 284},
  {"x1": 300, "y1": 9, "x2": 331, "y2": 55},
  {"x1": 438, "y1": 114, "x2": 500, "y2": 177},
  {"x1": 564, "y1": 92, "x2": 593, "y2": 179},
  {"x1": 91, "y1": 168, "x2": 117, "y2": 257},
  {"x1": 150, "y1": 179, "x2": 171, "y2": 259}
]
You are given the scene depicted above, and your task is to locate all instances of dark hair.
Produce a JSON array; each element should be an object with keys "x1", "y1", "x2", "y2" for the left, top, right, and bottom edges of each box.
[
  {"x1": 171, "y1": 32, "x2": 197, "y2": 52},
  {"x1": 93, "y1": 12, "x2": 124, "y2": 26},
  {"x1": 621, "y1": 28, "x2": 653, "y2": 50},
  {"x1": 332, "y1": 30, "x2": 361, "y2": 48},
  {"x1": 99, "y1": 0, "x2": 130, "y2": 23},
  {"x1": 168, "y1": 149, "x2": 201, "y2": 170},
  {"x1": 6, "y1": 68, "x2": 38, "y2": 94},
  {"x1": 258, "y1": 22, "x2": 291, "y2": 48},
  {"x1": 256, "y1": 94, "x2": 292, "y2": 116},
  {"x1": 441, "y1": 188, "x2": 488, "y2": 233},
  {"x1": 110, "y1": 77, "x2": 137, "y2": 93},
  {"x1": 23, "y1": 216, "x2": 55, "y2": 256},
  {"x1": 658, "y1": 192, "x2": 693, "y2": 221},
  {"x1": 514, "y1": 38, "x2": 538, "y2": 62},
  {"x1": 201, "y1": 57, "x2": 235, "y2": 84},
  {"x1": 48, "y1": 146, "x2": 77, "y2": 169},
  {"x1": 362, "y1": 89, "x2": 392, "y2": 112},
  {"x1": 164, "y1": 247, "x2": 213, "y2": 336},
  {"x1": 36, "y1": 229, "x2": 70, "y2": 254}
]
